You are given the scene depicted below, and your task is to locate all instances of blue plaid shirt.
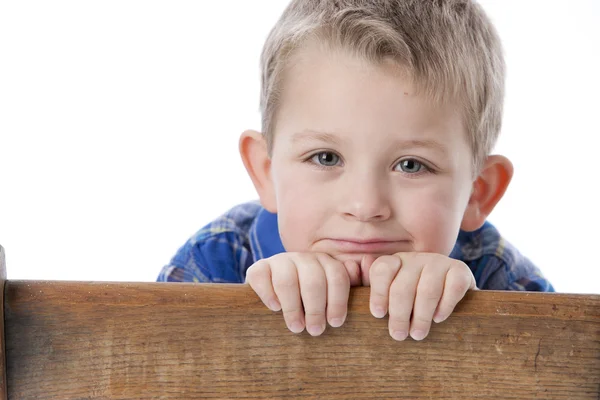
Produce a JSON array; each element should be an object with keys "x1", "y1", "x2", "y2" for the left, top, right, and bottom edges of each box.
[{"x1": 157, "y1": 201, "x2": 554, "y2": 291}]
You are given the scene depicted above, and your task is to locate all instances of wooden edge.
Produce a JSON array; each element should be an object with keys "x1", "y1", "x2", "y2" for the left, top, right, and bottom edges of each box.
[
  {"x1": 6, "y1": 280, "x2": 600, "y2": 321},
  {"x1": 0, "y1": 246, "x2": 7, "y2": 400},
  {"x1": 4, "y1": 279, "x2": 599, "y2": 399},
  {"x1": 0, "y1": 247, "x2": 4, "y2": 280}
]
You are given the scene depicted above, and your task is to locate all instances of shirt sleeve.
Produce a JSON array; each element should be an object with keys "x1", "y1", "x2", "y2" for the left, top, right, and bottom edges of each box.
[
  {"x1": 157, "y1": 230, "x2": 252, "y2": 284},
  {"x1": 454, "y1": 221, "x2": 554, "y2": 292},
  {"x1": 478, "y1": 254, "x2": 555, "y2": 292},
  {"x1": 156, "y1": 239, "x2": 212, "y2": 283},
  {"x1": 505, "y1": 258, "x2": 555, "y2": 292}
]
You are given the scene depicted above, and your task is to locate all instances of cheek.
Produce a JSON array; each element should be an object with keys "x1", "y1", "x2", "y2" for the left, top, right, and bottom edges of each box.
[
  {"x1": 399, "y1": 180, "x2": 470, "y2": 254},
  {"x1": 273, "y1": 167, "x2": 325, "y2": 251}
]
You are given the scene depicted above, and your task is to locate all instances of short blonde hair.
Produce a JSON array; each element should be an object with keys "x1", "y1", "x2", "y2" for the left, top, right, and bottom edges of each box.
[{"x1": 260, "y1": 0, "x2": 505, "y2": 172}]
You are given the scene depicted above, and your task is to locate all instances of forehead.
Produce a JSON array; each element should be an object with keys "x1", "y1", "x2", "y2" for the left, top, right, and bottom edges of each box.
[{"x1": 274, "y1": 43, "x2": 466, "y2": 149}]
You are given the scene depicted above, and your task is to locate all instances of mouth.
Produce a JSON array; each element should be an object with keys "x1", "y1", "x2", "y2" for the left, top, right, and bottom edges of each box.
[{"x1": 323, "y1": 238, "x2": 406, "y2": 253}]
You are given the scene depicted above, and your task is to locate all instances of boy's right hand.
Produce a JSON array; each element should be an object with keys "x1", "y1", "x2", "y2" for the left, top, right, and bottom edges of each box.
[{"x1": 245, "y1": 252, "x2": 362, "y2": 336}]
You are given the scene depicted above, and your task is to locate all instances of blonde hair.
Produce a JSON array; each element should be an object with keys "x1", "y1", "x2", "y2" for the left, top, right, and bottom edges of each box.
[{"x1": 259, "y1": 0, "x2": 505, "y2": 172}]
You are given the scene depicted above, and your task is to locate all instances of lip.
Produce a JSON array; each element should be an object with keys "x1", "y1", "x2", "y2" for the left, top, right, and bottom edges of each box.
[{"x1": 324, "y1": 238, "x2": 404, "y2": 253}]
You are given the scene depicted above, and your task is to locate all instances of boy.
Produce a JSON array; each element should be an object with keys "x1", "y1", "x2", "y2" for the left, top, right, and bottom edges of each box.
[{"x1": 158, "y1": 0, "x2": 553, "y2": 341}]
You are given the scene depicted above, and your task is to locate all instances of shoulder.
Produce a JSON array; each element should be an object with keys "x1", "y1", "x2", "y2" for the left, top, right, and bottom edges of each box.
[
  {"x1": 453, "y1": 222, "x2": 554, "y2": 292},
  {"x1": 188, "y1": 201, "x2": 263, "y2": 246},
  {"x1": 158, "y1": 201, "x2": 263, "y2": 283}
]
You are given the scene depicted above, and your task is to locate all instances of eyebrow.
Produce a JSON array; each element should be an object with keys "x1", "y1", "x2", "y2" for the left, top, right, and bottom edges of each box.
[
  {"x1": 291, "y1": 130, "x2": 448, "y2": 155},
  {"x1": 291, "y1": 130, "x2": 341, "y2": 146},
  {"x1": 393, "y1": 138, "x2": 448, "y2": 156}
]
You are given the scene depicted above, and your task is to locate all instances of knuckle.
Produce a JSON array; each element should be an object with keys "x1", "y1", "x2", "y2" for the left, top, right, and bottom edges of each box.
[
  {"x1": 390, "y1": 317, "x2": 411, "y2": 327},
  {"x1": 330, "y1": 257, "x2": 347, "y2": 271},
  {"x1": 327, "y1": 271, "x2": 350, "y2": 287},
  {"x1": 419, "y1": 285, "x2": 440, "y2": 301},
  {"x1": 304, "y1": 310, "x2": 325, "y2": 318},
  {"x1": 245, "y1": 269, "x2": 256, "y2": 284},
  {"x1": 294, "y1": 252, "x2": 317, "y2": 265},
  {"x1": 402, "y1": 252, "x2": 421, "y2": 265},
  {"x1": 247, "y1": 259, "x2": 266, "y2": 272},
  {"x1": 389, "y1": 311, "x2": 411, "y2": 322},
  {"x1": 300, "y1": 276, "x2": 326, "y2": 291},
  {"x1": 389, "y1": 281, "x2": 407, "y2": 296},
  {"x1": 388, "y1": 289, "x2": 406, "y2": 303},
  {"x1": 448, "y1": 264, "x2": 473, "y2": 291},
  {"x1": 450, "y1": 260, "x2": 469, "y2": 274},
  {"x1": 369, "y1": 260, "x2": 388, "y2": 277},
  {"x1": 389, "y1": 281, "x2": 411, "y2": 297},
  {"x1": 272, "y1": 277, "x2": 297, "y2": 290},
  {"x1": 245, "y1": 262, "x2": 266, "y2": 283},
  {"x1": 282, "y1": 306, "x2": 303, "y2": 316},
  {"x1": 377, "y1": 255, "x2": 398, "y2": 265},
  {"x1": 419, "y1": 261, "x2": 434, "y2": 274},
  {"x1": 372, "y1": 291, "x2": 389, "y2": 301},
  {"x1": 327, "y1": 302, "x2": 347, "y2": 312},
  {"x1": 448, "y1": 278, "x2": 470, "y2": 295},
  {"x1": 412, "y1": 314, "x2": 433, "y2": 325},
  {"x1": 388, "y1": 307, "x2": 411, "y2": 321}
]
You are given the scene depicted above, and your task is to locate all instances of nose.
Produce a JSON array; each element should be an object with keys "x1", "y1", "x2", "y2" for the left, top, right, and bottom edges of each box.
[{"x1": 339, "y1": 173, "x2": 392, "y2": 222}]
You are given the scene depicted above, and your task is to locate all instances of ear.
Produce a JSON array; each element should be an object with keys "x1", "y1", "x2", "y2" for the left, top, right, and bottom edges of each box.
[
  {"x1": 239, "y1": 129, "x2": 277, "y2": 213},
  {"x1": 461, "y1": 155, "x2": 514, "y2": 231}
]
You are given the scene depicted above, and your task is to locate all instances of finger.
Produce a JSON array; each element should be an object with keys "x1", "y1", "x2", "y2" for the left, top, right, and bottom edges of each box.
[
  {"x1": 296, "y1": 254, "x2": 328, "y2": 336},
  {"x1": 245, "y1": 260, "x2": 281, "y2": 311},
  {"x1": 360, "y1": 254, "x2": 377, "y2": 286},
  {"x1": 433, "y1": 263, "x2": 475, "y2": 323},
  {"x1": 321, "y1": 254, "x2": 351, "y2": 327},
  {"x1": 369, "y1": 255, "x2": 402, "y2": 318},
  {"x1": 343, "y1": 259, "x2": 362, "y2": 286},
  {"x1": 271, "y1": 256, "x2": 305, "y2": 334},
  {"x1": 387, "y1": 256, "x2": 420, "y2": 341},
  {"x1": 409, "y1": 263, "x2": 446, "y2": 341}
]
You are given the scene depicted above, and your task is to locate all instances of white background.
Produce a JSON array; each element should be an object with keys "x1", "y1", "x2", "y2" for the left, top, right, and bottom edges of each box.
[{"x1": 1, "y1": 1, "x2": 598, "y2": 293}]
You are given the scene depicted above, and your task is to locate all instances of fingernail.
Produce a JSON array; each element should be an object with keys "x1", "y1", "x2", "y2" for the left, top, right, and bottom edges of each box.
[
  {"x1": 268, "y1": 300, "x2": 281, "y2": 311},
  {"x1": 329, "y1": 315, "x2": 346, "y2": 327},
  {"x1": 410, "y1": 330, "x2": 427, "y2": 341},
  {"x1": 391, "y1": 330, "x2": 408, "y2": 341},
  {"x1": 307, "y1": 324, "x2": 325, "y2": 336},
  {"x1": 433, "y1": 313, "x2": 446, "y2": 323},
  {"x1": 371, "y1": 305, "x2": 386, "y2": 318},
  {"x1": 289, "y1": 321, "x2": 304, "y2": 333}
]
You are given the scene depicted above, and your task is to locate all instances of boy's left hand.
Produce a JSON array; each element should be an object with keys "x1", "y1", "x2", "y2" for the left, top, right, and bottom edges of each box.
[{"x1": 364, "y1": 252, "x2": 477, "y2": 341}]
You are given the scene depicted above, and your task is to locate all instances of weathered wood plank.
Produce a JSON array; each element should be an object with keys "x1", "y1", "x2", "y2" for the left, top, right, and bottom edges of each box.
[
  {"x1": 0, "y1": 246, "x2": 7, "y2": 400},
  {"x1": 4, "y1": 281, "x2": 600, "y2": 399}
]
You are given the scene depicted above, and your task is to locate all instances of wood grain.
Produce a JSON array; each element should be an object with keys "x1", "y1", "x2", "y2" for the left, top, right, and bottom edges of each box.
[
  {"x1": 0, "y1": 246, "x2": 7, "y2": 400},
  {"x1": 4, "y1": 281, "x2": 600, "y2": 399}
]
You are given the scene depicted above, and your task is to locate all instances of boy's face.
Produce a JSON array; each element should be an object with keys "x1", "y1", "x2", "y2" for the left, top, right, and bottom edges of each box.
[{"x1": 265, "y1": 44, "x2": 476, "y2": 265}]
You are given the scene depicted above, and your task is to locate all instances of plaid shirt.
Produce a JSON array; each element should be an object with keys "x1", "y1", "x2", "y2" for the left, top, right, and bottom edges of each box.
[{"x1": 158, "y1": 201, "x2": 554, "y2": 292}]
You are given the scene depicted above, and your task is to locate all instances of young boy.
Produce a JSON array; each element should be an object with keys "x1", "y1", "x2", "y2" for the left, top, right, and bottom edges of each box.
[{"x1": 158, "y1": 0, "x2": 554, "y2": 341}]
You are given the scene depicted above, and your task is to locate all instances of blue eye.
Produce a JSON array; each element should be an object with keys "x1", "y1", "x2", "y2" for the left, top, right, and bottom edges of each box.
[
  {"x1": 396, "y1": 159, "x2": 426, "y2": 173},
  {"x1": 311, "y1": 151, "x2": 340, "y2": 167}
]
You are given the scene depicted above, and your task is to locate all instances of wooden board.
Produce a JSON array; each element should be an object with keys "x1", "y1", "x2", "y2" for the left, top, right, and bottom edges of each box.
[
  {"x1": 4, "y1": 281, "x2": 600, "y2": 399},
  {"x1": 0, "y1": 246, "x2": 6, "y2": 399}
]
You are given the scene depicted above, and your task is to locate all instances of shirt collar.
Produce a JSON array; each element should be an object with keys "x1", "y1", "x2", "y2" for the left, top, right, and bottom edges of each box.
[{"x1": 249, "y1": 206, "x2": 286, "y2": 262}]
